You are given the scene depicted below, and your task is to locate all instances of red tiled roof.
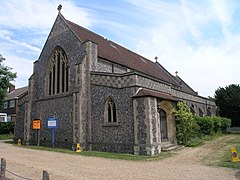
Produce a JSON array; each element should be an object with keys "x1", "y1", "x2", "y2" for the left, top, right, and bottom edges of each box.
[
  {"x1": 132, "y1": 88, "x2": 178, "y2": 101},
  {"x1": 65, "y1": 19, "x2": 179, "y2": 86}
]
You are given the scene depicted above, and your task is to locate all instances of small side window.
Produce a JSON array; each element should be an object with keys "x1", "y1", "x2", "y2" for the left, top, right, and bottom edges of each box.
[{"x1": 104, "y1": 97, "x2": 118, "y2": 125}]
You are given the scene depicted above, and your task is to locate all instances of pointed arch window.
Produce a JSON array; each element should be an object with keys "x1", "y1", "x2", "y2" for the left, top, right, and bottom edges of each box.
[
  {"x1": 199, "y1": 108, "x2": 203, "y2": 117},
  {"x1": 207, "y1": 107, "x2": 212, "y2": 116},
  {"x1": 104, "y1": 97, "x2": 118, "y2": 125},
  {"x1": 190, "y1": 104, "x2": 195, "y2": 115},
  {"x1": 48, "y1": 47, "x2": 69, "y2": 95}
]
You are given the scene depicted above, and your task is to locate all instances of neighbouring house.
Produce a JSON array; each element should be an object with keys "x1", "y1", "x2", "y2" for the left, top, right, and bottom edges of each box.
[
  {"x1": 0, "y1": 86, "x2": 28, "y2": 122},
  {"x1": 14, "y1": 8, "x2": 216, "y2": 155}
]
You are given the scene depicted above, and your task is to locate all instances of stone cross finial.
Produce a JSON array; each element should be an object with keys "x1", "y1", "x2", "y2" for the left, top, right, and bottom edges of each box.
[
  {"x1": 154, "y1": 56, "x2": 158, "y2": 62},
  {"x1": 58, "y1": 4, "x2": 62, "y2": 13}
]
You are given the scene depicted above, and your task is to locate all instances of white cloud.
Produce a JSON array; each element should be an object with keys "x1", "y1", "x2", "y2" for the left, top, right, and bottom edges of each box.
[
  {"x1": 181, "y1": 0, "x2": 212, "y2": 41},
  {"x1": 0, "y1": 0, "x2": 93, "y2": 88},
  {"x1": 176, "y1": 39, "x2": 240, "y2": 95},
  {"x1": 124, "y1": 0, "x2": 180, "y2": 18},
  {"x1": 129, "y1": 0, "x2": 240, "y2": 96},
  {"x1": 209, "y1": 0, "x2": 234, "y2": 40},
  {"x1": 210, "y1": 0, "x2": 232, "y2": 26},
  {"x1": 0, "y1": 0, "x2": 93, "y2": 58},
  {"x1": 0, "y1": 33, "x2": 41, "y2": 54},
  {"x1": 4, "y1": 55, "x2": 33, "y2": 88},
  {"x1": 0, "y1": 0, "x2": 92, "y2": 30}
]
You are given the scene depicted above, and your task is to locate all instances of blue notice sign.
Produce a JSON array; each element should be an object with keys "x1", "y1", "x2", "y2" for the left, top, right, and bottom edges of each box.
[
  {"x1": 47, "y1": 116, "x2": 58, "y2": 128},
  {"x1": 47, "y1": 116, "x2": 58, "y2": 148}
]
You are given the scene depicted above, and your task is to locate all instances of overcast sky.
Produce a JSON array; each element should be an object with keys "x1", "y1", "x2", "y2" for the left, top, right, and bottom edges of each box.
[{"x1": 0, "y1": 0, "x2": 239, "y2": 97}]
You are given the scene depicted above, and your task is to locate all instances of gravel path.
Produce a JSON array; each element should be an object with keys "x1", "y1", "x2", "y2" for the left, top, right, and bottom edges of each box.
[{"x1": 0, "y1": 138, "x2": 239, "y2": 180}]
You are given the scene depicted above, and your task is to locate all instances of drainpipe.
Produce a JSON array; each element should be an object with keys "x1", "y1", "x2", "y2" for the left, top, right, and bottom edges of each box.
[{"x1": 14, "y1": 97, "x2": 19, "y2": 123}]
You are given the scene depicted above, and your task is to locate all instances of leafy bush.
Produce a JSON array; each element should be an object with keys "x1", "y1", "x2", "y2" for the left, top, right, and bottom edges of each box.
[
  {"x1": 173, "y1": 102, "x2": 196, "y2": 146},
  {"x1": 212, "y1": 116, "x2": 222, "y2": 133},
  {"x1": 194, "y1": 116, "x2": 231, "y2": 135},
  {"x1": 221, "y1": 117, "x2": 231, "y2": 132},
  {"x1": 194, "y1": 116, "x2": 214, "y2": 135},
  {"x1": 0, "y1": 122, "x2": 15, "y2": 134}
]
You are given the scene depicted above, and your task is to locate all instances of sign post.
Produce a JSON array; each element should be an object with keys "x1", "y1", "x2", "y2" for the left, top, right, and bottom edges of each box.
[
  {"x1": 51, "y1": 128, "x2": 55, "y2": 148},
  {"x1": 47, "y1": 116, "x2": 58, "y2": 148},
  {"x1": 33, "y1": 119, "x2": 41, "y2": 146}
]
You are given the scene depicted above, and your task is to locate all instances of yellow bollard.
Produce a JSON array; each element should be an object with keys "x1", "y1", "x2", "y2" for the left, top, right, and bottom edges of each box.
[
  {"x1": 17, "y1": 139, "x2": 21, "y2": 146},
  {"x1": 230, "y1": 147, "x2": 240, "y2": 162},
  {"x1": 76, "y1": 143, "x2": 81, "y2": 153}
]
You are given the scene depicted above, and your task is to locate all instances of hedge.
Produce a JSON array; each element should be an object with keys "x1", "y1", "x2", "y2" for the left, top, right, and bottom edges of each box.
[
  {"x1": 0, "y1": 122, "x2": 15, "y2": 134},
  {"x1": 194, "y1": 116, "x2": 231, "y2": 135},
  {"x1": 194, "y1": 116, "x2": 213, "y2": 135},
  {"x1": 221, "y1": 117, "x2": 231, "y2": 133}
]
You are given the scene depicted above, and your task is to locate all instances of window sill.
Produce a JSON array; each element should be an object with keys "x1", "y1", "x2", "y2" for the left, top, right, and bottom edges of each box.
[{"x1": 103, "y1": 123, "x2": 120, "y2": 127}]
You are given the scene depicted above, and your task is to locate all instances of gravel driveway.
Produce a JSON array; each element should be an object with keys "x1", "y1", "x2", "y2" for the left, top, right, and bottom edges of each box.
[{"x1": 0, "y1": 137, "x2": 239, "y2": 180}]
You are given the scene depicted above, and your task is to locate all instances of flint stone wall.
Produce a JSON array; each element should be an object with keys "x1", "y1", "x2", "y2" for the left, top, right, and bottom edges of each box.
[{"x1": 91, "y1": 85, "x2": 135, "y2": 153}]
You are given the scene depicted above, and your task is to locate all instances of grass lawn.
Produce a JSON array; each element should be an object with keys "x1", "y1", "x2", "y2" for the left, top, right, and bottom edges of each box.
[
  {"x1": 18, "y1": 144, "x2": 175, "y2": 161},
  {"x1": 202, "y1": 134, "x2": 240, "y2": 169}
]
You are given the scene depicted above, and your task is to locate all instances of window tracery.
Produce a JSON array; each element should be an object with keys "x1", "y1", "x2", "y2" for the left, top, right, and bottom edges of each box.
[
  {"x1": 104, "y1": 97, "x2": 117, "y2": 124},
  {"x1": 48, "y1": 47, "x2": 69, "y2": 95}
]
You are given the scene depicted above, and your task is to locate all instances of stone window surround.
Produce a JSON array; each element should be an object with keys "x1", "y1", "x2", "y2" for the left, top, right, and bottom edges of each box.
[
  {"x1": 104, "y1": 96, "x2": 119, "y2": 126},
  {"x1": 46, "y1": 47, "x2": 69, "y2": 96}
]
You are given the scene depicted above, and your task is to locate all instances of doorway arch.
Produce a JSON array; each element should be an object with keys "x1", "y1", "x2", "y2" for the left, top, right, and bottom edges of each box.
[{"x1": 159, "y1": 100, "x2": 176, "y2": 143}]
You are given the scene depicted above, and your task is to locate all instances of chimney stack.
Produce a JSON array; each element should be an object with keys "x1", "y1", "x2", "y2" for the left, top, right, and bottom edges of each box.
[{"x1": 9, "y1": 84, "x2": 15, "y2": 93}]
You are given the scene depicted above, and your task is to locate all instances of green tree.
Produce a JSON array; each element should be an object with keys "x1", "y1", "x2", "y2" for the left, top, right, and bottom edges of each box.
[
  {"x1": 214, "y1": 84, "x2": 240, "y2": 127},
  {"x1": 173, "y1": 102, "x2": 196, "y2": 146},
  {"x1": 0, "y1": 54, "x2": 17, "y2": 108}
]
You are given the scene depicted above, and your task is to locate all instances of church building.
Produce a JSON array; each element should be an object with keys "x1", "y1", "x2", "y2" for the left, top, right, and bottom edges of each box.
[{"x1": 15, "y1": 7, "x2": 216, "y2": 155}]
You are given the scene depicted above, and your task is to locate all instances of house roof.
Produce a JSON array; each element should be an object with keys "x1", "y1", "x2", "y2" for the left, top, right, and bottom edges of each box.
[
  {"x1": 5, "y1": 86, "x2": 28, "y2": 101},
  {"x1": 65, "y1": 17, "x2": 180, "y2": 87},
  {"x1": 132, "y1": 88, "x2": 178, "y2": 101}
]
